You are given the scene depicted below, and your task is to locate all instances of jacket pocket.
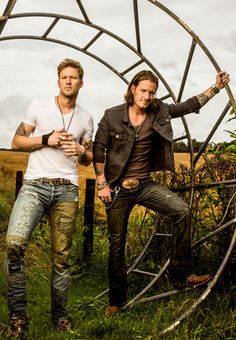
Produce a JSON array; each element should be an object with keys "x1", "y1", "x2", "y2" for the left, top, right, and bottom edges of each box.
[{"x1": 110, "y1": 131, "x2": 128, "y2": 141}]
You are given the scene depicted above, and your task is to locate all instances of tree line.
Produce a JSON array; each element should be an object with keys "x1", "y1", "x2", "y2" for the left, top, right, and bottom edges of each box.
[{"x1": 174, "y1": 138, "x2": 236, "y2": 153}]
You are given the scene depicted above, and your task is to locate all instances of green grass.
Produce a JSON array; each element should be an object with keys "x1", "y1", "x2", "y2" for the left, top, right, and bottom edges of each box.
[
  {"x1": 0, "y1": 150, "x2": 235, "y2": 339},
  {"x1": 0, "y1": 225, "x2": 235, "y2": 340}
]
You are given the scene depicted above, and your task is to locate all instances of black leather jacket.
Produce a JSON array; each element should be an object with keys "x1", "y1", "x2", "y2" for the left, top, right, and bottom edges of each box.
[{"x1": 93, "y1": 96, "x2": 201, "y2": 186}]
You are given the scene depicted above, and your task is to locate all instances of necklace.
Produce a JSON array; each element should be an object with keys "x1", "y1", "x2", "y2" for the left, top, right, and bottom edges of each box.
[
  {"x1": 129, "y1": 110, "x2": 146, "y2": 141},
  {"x1": 56, "y1": 96, "x2": 76, "y2": 132},
  {"x1": 134, "y1": 121, "x2": 145, "y2": 140}
]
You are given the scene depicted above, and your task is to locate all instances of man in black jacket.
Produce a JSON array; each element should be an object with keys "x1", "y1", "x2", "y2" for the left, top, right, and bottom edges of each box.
[{"x1": 93, "y1": 69, "x2": 229, "y2": 316}]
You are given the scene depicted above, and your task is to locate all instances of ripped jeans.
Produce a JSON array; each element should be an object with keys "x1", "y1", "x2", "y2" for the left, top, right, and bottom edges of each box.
[
  {"x1": 4, "y1": 179, "x2": 78, "y2": 321},
  {"x1": 106, "y1": 179, "x2": 191, "y2": 307}
]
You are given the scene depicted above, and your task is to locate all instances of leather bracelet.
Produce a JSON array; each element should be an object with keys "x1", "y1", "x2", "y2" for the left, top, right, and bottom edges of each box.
[
  {"x1": 42, "y1": 130, "x2": 54, "y2": 145},
  {"x1": 97, "y1": 181, "x2": 108, "y2": 191},
  {"x1": 210, "y1": 85, "x2": 220, "y2": 95}
]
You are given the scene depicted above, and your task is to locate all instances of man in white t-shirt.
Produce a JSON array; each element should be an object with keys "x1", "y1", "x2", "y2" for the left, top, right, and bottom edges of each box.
[{"x1": 4, "y1": 58, "x2": 94, "y2": 337}]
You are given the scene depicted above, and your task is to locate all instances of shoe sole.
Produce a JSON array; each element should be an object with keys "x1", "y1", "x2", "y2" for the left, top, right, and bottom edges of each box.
[{"x1": 188, "y1": 275, "x2": 212, "y2": 288}]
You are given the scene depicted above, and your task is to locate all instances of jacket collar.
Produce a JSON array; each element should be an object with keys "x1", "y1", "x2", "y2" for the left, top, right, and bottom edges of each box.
[
  {"x1": 121, "y1": 100, "x2": 162, "y2": 124},
  {"x1": 121, "y1": 103, "x2": 130, "y2": 124}
]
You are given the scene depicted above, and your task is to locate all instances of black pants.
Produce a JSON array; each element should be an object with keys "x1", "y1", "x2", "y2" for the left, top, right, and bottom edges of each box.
[{"x1": 106, "y1": 179, "x2": 191, "y2": 307}]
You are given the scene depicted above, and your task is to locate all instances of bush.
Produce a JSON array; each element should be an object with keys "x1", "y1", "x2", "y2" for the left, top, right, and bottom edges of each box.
[{"x1": 0, "y1": 199, "x2": 11, "y2": 232}]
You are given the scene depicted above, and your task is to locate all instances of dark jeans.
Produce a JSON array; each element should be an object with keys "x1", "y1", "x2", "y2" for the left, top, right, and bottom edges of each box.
[
  {"x1": 106, "y1": 179, "x2": 191, "y2": 307},
  {"x1": 4, "y1": 179, "x2": 78, "y2": 321}
]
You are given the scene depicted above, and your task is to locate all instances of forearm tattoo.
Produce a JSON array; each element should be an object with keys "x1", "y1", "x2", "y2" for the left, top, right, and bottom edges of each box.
[
  {"x1": 82, "y1": 140, "x2": 92, "y2": 150},
  {"x1": 15, "y1": 122, "x2": 27, "y2": 136},
  {"x1": 94, "y1": 167, "x2": 104, "y2": 176},
  {"x1": 197, "y1": 94, "x2": 209, "y2": 107}
]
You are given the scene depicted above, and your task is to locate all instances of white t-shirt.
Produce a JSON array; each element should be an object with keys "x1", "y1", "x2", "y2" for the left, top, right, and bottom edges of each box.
[{"x1": 23, "y1": 98, "x2": 94, "y2": 185}]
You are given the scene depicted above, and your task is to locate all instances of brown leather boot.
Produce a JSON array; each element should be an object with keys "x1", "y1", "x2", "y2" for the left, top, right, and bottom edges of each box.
[
  {"x1": 6, "y1": 319, "x2": 27, "y2": 338},
  {"x1": 54, "y1": 319, "x2": 72, "y2": 332},
  {"x1": 105, "y1": 305, "x2": 120, "y2": 317},
  {"x1": 173, "y1": 273, "x2": 212, "y2": 290},
  {"x1": 186, "y1": 273, "x2": 212, "y2": 287}
]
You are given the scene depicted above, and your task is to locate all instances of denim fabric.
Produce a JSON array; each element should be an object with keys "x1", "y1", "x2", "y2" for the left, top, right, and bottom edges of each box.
[
  {"x1": 93, "y1": 97, "x2": 201, "y2": 185},
  {"x1": 5, "y1": 179, "x2": 78, "y2": 320},
  {"x1": 106, "y1": 179, "x2": 191, "y2": 306}
]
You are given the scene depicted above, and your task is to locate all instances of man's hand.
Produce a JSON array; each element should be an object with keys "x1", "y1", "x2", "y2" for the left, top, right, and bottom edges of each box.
[
  {"x1": 98, "y1": 185, "x2": 113, "y2": 205},
  {"x1": 216, "y1": 71, "x2": 230, "y2": 90},
  {"x1": 60, "y1": 140, "x2": 85, "y2": 156},
  {"x1": 197, "y1": 71, "x2": 230, "y2": 107},
  {"x1": 58, "y1": 134, "x2": 86, "y2": 157},
  {"x1": 46, "y1": 129, "x2": 72, "y2": 147}
]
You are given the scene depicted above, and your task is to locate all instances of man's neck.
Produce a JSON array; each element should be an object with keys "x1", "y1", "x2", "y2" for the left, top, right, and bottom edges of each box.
[
  {"x1": 129, "y1": 104, "x2": 145, "y2": 116},
  {"x1": 128, "y1": 105, "x2": 146, "y2": 126},
  {"x1": 56, "y1": 95, "x2": 77, "y2": 114}
]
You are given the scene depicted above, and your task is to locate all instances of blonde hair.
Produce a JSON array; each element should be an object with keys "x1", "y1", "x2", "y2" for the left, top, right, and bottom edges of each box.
[{"x1": 57, "y1": 58, "x2": 84, "y2": 79}]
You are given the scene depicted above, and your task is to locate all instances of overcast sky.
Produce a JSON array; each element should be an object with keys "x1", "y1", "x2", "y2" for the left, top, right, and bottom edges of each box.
[{"x1": 0, "y1": 0, "x2": 235, "y2": 148}]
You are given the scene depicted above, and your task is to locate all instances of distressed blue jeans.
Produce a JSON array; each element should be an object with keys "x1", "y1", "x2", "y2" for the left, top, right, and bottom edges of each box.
[
  {"x1": 106, "y1": 179, "x2": 191, "y2": 307},
  {"x1": 4, "y1": 179, "x2": 78, "y2": 321}
]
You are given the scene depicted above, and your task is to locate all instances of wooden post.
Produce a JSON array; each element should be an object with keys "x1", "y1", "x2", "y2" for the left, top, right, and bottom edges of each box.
[
  {"x1": 15, "y1": 170, "x2": 23, "y2": 199},
  {"x1": 83, "y1": 178, "x2": 95, "y2": 261}
]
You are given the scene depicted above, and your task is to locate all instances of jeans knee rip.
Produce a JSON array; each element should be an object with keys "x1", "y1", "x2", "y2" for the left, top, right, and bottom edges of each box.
[
  {"x1": 6, "y1": 241, "x2": 26, "y2": 255},
  {"x1": 7, "y1": 259, "x2": 23, "y2": 274},
  {"x1": 53, "y1": 267, "x2": 71, "y2": 277}
]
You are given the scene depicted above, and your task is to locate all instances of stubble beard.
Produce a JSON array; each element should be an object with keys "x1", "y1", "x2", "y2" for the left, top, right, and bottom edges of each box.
[{"x1": 62, "y1": 89, "x2": 78, "y2": 100}]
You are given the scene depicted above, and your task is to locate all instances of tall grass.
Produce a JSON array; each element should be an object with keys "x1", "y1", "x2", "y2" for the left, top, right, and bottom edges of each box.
[
  {"x1": 0, "y1": 224, "x2": 235, "y2": 339},
  {"x1": 0, "y1": 150, "x2": 235, "y2": 339}
]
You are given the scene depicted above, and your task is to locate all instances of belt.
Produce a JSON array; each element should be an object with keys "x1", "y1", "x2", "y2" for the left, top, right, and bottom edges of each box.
[
  {"x1": 121, "y1": 178, "x2": 150, "y2": 190},
  {"x1": 41, "y1": 178, "x2": 71, "y2": 185}
]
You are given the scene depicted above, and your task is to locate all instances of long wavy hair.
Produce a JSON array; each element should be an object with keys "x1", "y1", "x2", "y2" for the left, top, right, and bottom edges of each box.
[{"x1": 124, "y1": 70, "x2": 159, "y2": 105}]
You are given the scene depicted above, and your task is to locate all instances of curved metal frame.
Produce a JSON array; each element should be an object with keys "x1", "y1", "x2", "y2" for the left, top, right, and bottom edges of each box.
[
  {"x1": 117, "y1": 218, "x2": 236, "y2": 335},
  {"x1": 1, "y1": 1, "x2": 235, "y2": 207},
  {"x1": 1, "y1": 0, "x2": 235, "y2": 334},
  {"x1": 160, "y1": 218, "x2": 236, "y2": 335}
]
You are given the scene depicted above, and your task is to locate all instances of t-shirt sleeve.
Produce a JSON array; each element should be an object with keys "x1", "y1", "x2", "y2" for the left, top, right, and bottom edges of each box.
[
  {"x1": 23, "y1": 99, "x2": 38, "y2": 127},
  {"x1": 83, "y1": 114, "x2": 94, "y2": 140}
]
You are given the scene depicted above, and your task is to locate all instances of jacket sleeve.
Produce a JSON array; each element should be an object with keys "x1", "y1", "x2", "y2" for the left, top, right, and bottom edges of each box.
[
  {"x1": 167, "y1": 96, "x2": 201, "y2": 118},
  {"x1": 93, "y1": 111, "x2": 110, "y2": 163}
]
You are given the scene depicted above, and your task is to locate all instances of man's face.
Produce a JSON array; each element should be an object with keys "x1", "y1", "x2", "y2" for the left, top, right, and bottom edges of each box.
[
  {"x1": 131, "y1": 79, "x2": 156, "y2": 110},
  {"x1": 58, "y1": 66, "x2": 83, "y2": 98}
]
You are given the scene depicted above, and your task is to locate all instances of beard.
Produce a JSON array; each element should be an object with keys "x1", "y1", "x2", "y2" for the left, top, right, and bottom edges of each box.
[{"x1": 61, "y1": 89, "x2": 77, "y2": 99}]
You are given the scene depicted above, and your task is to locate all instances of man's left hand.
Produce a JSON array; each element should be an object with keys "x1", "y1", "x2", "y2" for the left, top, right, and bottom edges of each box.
[
  {"x1": 60, "y1": 139, "x2": 85, "y2": 156},
  {"x1": 216, "y1": 71, "x2": 230, "y2": 89}
]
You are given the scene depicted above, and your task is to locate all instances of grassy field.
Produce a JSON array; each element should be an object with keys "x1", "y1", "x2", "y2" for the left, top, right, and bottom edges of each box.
[
  {"x1": 0, "y1": 150, "x2": 205, "y2": 216},
  {"x1": 0, "y1": 150, "x2": 235, "y2": 339},
  {"x1": 0, "y1": 150, "x2": 203, "y2": 173}
]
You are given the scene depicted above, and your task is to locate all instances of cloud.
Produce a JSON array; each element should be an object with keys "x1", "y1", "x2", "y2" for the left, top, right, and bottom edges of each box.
[
  {"x1": 225, "y1": 31, "x2": 236, "y2": 53},
  {"x1": 0, "y1": 0, "x2": 235, "y2": 148},
  {"x1": 0, "y1": 96, "x2": 29, "y2": 148}
]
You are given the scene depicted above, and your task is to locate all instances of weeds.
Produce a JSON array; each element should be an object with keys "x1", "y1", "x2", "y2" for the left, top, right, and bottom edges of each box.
[
  {"x1": 0, "y1": 150, "x2": 235, "y2": 339},
  {"x1": 1, "y1": 219, "x2": 235, "y2": 339}
]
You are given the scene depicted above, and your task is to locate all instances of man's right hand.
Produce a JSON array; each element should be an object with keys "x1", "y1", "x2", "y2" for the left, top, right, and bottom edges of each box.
[
  {"x1": 98, "y1": 185, "x2": 113, "y2": 205},
  {"x1": 47, "y1": 129, "x2": 73, "y2": 147}
]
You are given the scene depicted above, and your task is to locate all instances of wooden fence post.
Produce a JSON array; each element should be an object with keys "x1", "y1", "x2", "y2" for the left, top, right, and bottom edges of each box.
[
  {"x1": 83, "y1": 178, "x2": 96, "y2": 261},
  {"x1": 15, "y1": 170, "x2": 23, "y2": 199}
]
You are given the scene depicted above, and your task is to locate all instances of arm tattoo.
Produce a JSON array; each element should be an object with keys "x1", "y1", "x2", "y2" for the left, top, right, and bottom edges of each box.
[
  {"x1": 94, "y1": 167, "x2": 104, "y2": 176},
  {"x1": 94, "y1": 162, "x2": 105, "y2": 176},
  {"x1": 15, "y1": 122, "x2": 27, "y2": 136},
  {"x1": 197, "y1": 94, "x2": 209, "y2": 107},
  {"x1": 82, "y1": 140, "x2": 92, "y2": 150}
]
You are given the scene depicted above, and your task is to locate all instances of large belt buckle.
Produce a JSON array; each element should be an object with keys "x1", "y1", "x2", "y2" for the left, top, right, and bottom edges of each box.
[{"x1": 122, "y1": 178, "x2": 139, "y2": 190}]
